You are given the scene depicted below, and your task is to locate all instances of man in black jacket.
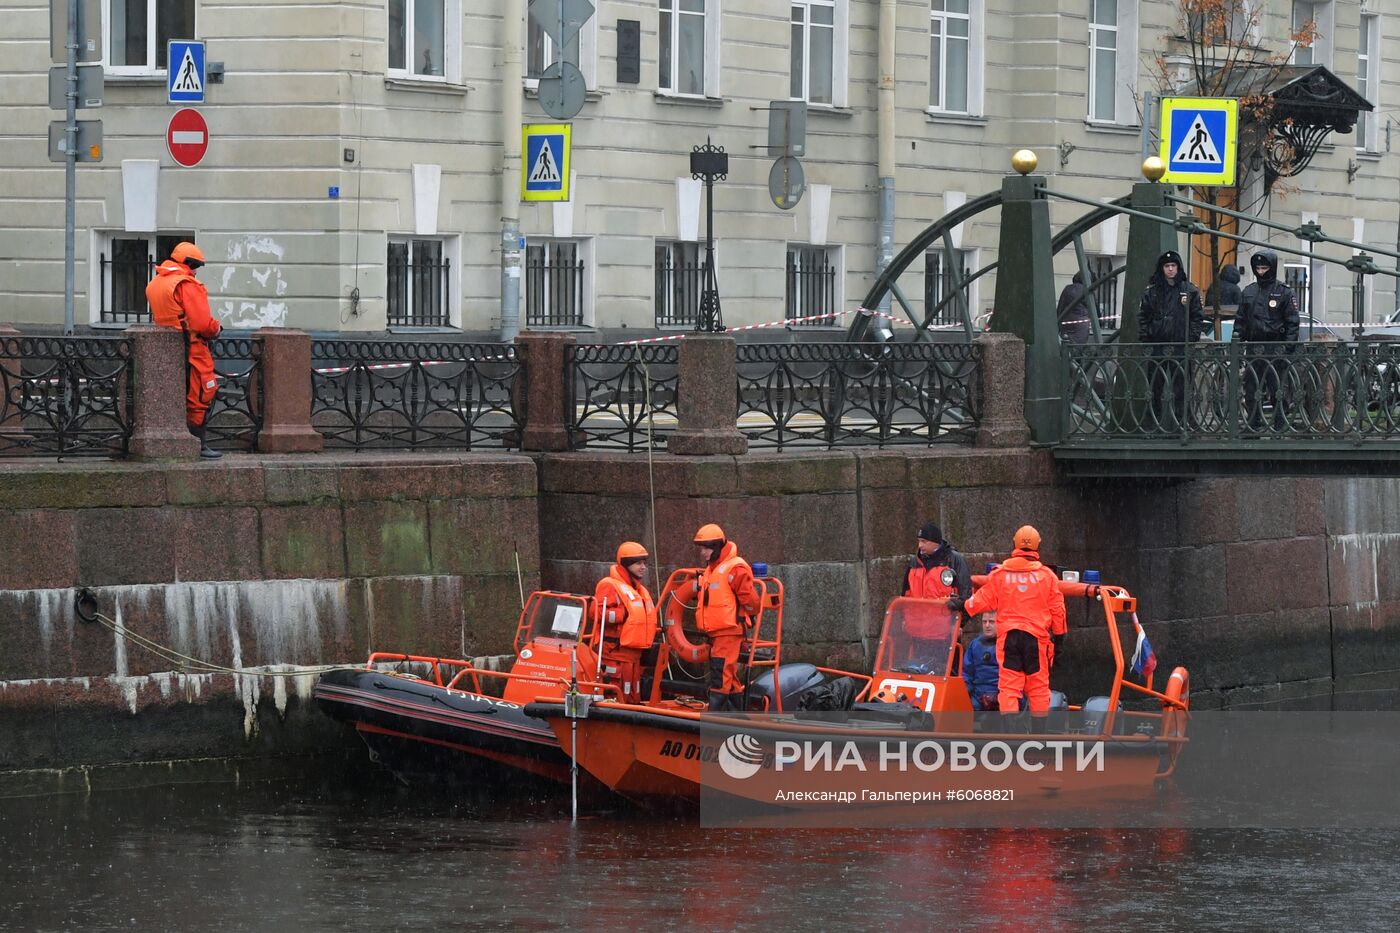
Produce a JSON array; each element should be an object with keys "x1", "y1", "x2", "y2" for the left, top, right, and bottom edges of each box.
[
  {"x1": 1138, "y1": 250, "x2": 1206, "y2": 432},
  {"x1": 1232, "y1": 250, "x2": 1300, "y2": 431}
]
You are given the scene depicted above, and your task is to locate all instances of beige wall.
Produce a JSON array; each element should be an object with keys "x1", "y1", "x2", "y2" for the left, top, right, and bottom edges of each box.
[{"x1": 0, "y1": 0, "x2": 1395, "y2": 333}]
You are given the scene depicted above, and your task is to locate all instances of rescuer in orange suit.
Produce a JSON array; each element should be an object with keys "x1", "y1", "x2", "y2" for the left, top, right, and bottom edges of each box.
[
  {"x1": 691, "y1": 523, "x2": 761, "y2": 712},
  {"x1": 145, "y1": 241, "x2": 223, "y2": 460},
  {"x1": 961, "y1": 525, "x2": 1066, "y2": 722},
  {"x1": 593, "y1": 542, "x2": 659, "y2": 703}
]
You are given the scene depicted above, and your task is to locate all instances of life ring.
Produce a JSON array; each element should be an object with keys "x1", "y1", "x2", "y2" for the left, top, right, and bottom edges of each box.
[
  {"x1": 658, "y1": 571, "x2": 710, "y2": 664},
  {"x1": 1162, "y1": 666, "x2": 1190, "y2": 737}
]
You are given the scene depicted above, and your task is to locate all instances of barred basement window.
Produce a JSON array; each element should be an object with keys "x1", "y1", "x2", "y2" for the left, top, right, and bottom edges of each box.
[
  {"x1": 387, "y1": 238, "x2": 451, "y2": 327},
  {"x1": 1089, "y1": 255, "x2": 1121, "y2": 330},
  {"x1": 96, "y1": 232, "x2": 193, "y2": 324},
  {"x1": 924, "y1": 247, "x2": 973, "y2": 329},
  {"x1": 655, "y1": 241, "x2": 703, "y2": 327},
  {"x1": 785, "y1": 245, "x2": 840, "y2": 326},
  {"x1": 526, "y1": 240, "x2": 586, "y2": 327}
]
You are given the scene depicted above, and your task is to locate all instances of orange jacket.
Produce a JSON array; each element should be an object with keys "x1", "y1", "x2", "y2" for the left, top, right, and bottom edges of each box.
[
  {"x1": 963, "y1": 549, "x2": 1066, "y2": 642},
  {"x1": 692, "y1": 541, "x2": 760, "y2": 637},
  {"x1": 147, "y1": 261, "x2": 221, "y2": 341},
  {"x1": 594, "y1": 565, "x2": 658, "y2": 650}
]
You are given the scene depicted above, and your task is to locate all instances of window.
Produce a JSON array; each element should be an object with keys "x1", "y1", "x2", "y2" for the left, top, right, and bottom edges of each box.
[
  {"x1": 655, "y1": 241, "x2": 704, "y2": 327},
  {"x1": 1291, "y1": 1, "x2": 1332, "y2": 66},
  {"x1": 1188, "y1": 0, "x2": 1257, "y2": 46},
  {"x1": 93, "y1": 232, "x2": 192, "y2": 324},
  {"x1": 527, "y1": 12, "x2": 597, "y2": 87},
  {"x1": 105, "y1": 0, "x2": 195, "y2": 72},
  {"x1": 924, "y1": 248, "x2": 975, "y2": 329},
  {"x1": 1088, "y1": 1, "x2": 1117, "y2": 122},
  {"x1": 791, "y1": 0, "x2": 836, "y2": 105},
  {"x1": 1088, "y1": 255, "x2": 1122, "y2": 330},
  {"x1": 785, "y1": 245, "x2": 841, "y2": 326},
  {"x1": 929, "y1": 0, "x2": 970, "y2": 113},
  {"x1": 1357, "y1": 13, "x2": 1379, "y2": 151},
  {"x1": 389, "y1": 0, "x2": 460, "y2": 81},
  {"x1": 526, "y1": 240, "x2": 587, "y2": 327},
  {"x1": 660, "y1": 0, "x2": 706, "y2": 96},
  {"x1": 387, "y1": 238, "x2": 452, "y2": 327}
]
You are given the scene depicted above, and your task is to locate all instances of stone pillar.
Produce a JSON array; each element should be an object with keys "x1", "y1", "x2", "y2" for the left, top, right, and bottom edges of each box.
[
  {"x1": 255, "y1": 327, "x2": 324, "y2": 453},
  {"x1": 0, "y1": 324, "x2": 25, "y2": 445},
  {"x1": 128, "y1": 324, "x2": 199, "y2": 460},
  {"x1": 974, "y1": 332, "x2": 1031, "y2": 448},
  {"x1": 668, "y1": 333, "x2": 747, "y2": 456},
  {"x1": 516, "y1": 331, "x2": 575, "y2": 451}
]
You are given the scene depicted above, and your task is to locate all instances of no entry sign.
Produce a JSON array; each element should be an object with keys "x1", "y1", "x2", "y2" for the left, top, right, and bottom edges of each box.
[{"x1": 166, "y1": 108, "x2": 208, "y2": 167}]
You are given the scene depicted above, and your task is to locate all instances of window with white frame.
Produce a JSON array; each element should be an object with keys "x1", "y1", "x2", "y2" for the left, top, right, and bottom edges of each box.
[
  {"x1": 1086, "y1": 0, "x2": 1138, "y2": 124},
  {"x1": 389, "y1": 0, "x2": 460, "y2": 81},
  {"x1": 1291, "y1": 1, "x2": 1332, "y2": 66},
  {"x1": 92, "y1": 232, "x2": 193, "y2": 324},
  {"x1": 105, "y1": 0, "x2": 195, "y2": 72},
  {"x1": 785, "y1": 244, "x2": 842, "y2": 326},
  {"x1": 526, "y1": 239, "x2": 589, "y2": 327},
  {"x1": 387, "y1": 237, "x2": 456, "y2": 328},
  {"x1": 1088, "y1": 255, "x2": 1123, "y2": 330},
  {"x1": 660, "y1": 0, "x2": 706, "y2": 96},
  {"x1": 924, "y1": 247, "x2": 977, "y2": 329},
  {"x1": 1188, "y1": 0, "x2": 1258, "y2": 46},
  {"x1": 789, "y1": 1, "x2": 847, "y2": 107},
  {"x1": 929, "y1": 0, "x2": 970, "y2": 113},
  {"x1": 655, "y1": 241, "x2": 704, "y2": 327},
  {"x1": 527, "y1": 13, "x2": 597, "y2": 87},
  {"x1": 1357, "y1": 13, "x2": 1379, "y2": 151}
]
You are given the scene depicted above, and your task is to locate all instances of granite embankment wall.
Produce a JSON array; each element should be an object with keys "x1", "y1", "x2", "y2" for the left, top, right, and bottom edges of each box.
[{"x1": 2, "y1": 448, "x2": 1398, "y2": 792}]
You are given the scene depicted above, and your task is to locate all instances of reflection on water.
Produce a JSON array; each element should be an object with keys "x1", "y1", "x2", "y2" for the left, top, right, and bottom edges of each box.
[{"x1": 3, "y1": 776, "x2": 1398, "y2": 933}]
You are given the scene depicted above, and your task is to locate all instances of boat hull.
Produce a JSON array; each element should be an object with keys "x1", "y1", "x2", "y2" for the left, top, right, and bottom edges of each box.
[{"x1": 315, "y1": 668, "x2": 570, "y2": 785}]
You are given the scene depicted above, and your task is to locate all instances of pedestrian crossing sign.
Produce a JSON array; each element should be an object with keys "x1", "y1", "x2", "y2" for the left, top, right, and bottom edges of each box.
[
  {"x1": 1159, "y1": 97, "x2": 1238, "y2": 186},
  {"x1": 167, "y1": 40, "x2": 205, "y2": 104},
  {"x1": 522, "y1": 124, "x2": 571, "y2": 202}
]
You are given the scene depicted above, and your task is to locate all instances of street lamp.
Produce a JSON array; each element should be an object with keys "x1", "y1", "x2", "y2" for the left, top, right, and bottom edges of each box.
[{"x1": 690, "y1": 138, "x2": 728, "y2": 332}]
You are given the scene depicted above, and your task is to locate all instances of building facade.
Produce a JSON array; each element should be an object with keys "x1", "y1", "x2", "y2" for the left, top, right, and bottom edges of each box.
[{"x1": 0, "y1": 0, "x2": 1395, "y2": 336}]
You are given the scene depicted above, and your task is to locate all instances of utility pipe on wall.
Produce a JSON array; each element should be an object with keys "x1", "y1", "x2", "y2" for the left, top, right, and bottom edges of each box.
[
  {"x1": 876, "y1": 0, "x2": 896, "y2": 315},
  {"x1": 500, "y1": 0, "x2": 524, "y2": 341}
]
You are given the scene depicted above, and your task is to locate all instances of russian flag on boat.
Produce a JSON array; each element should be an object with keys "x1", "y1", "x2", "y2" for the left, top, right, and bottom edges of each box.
[{"x1": 1129, "y1": 615, "x2": 1157, "y2": 681}]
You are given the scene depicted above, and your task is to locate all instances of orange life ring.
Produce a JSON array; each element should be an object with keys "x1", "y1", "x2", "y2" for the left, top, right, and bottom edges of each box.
[
  {"x1": 1161, "y1": 666, "x2": 1189, "y2": 737},
  {"x1": 658, "y1": 571, "x2": 710, "y2": 664}
]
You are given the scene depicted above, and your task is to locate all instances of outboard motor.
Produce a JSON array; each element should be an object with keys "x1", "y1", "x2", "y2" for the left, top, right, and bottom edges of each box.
[
  {"x1": 746, "y1": 663, "x2": 826, "y2": 711},
  {"x1": 1079, "y1": 696, "x2": 1122, "y2": 735}
]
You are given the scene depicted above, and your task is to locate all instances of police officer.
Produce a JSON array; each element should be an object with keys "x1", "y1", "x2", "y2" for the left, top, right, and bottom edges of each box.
[
  {"x1": 1138, "y1": 250, "x2": 1206, "y2": 433},
  {"x1": 1232, "y1": 250, "x2": 1300, "y2": 431}
]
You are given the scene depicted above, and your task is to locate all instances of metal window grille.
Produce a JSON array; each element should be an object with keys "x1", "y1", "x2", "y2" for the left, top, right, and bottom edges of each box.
[
  {"x1": 924, "y1": 249, "x2": 970, "y2": 329},
  {"x1": 785, "y1": 246, "x2": 837, "y2": 326},
  {"x1": 100, "y1": 240, "x2": 154, "y2": 324},
  {"x1": 526, "y1": 241, "x2": 586, "y2": 327},
  {"x1": 654, "y1": 242, "x2": 703, "y2": 327},
  {"x1": 387, "y1": 239, "x2": 450, "y2": 327},
  {"x1": 1089, "y1": 255, "x2": 1120, "y2": 329}
]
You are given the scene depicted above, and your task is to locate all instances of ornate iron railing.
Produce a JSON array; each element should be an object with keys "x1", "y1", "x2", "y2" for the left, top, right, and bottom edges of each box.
[
  {"x1": 736, "y1": 342, "x2": 982, "y2": 449},
  {"x1": 0, "y1": 336, "x2": 133, "y2": 458},
  {"x1": 205, "y1": 336, "x2": 263, "y2": 451},
  {"x1": 311, "y1": 340, "x2": 524, "y2": 450},
  {"x1": 567, "y1": 344, "x2": 679, "y2": 451},
  {"x1": 1063, "y1": 340, "x2": 1400, "y2": 442}
]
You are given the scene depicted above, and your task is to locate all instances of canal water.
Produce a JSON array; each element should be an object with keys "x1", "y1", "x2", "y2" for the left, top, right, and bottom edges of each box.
[{"x1": 3, "y1": 773, "x2": 1395, "y2": 932}]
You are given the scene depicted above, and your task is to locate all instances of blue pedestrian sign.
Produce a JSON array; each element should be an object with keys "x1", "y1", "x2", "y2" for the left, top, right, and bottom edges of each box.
[
  {"x1": 168, "y1": 41, "x2": 205, "y2": 104},
  {"x1": 521, "y1": 124, "x2": 572, "y2": 201},
  {"x1": 1158, "y1": 96, "x2": 1238, "y2": 186}
]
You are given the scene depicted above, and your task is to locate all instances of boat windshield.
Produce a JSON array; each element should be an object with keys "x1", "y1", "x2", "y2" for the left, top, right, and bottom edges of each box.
[
  {"x1": 876, "y1": 597, "x2": 958, "y2": 676},
  {"x1": 520, "y1": 592, "x2": 591, "y2": 645}
]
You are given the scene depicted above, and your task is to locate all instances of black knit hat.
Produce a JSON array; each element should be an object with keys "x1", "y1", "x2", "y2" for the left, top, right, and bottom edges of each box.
[{"x1": 917, "y1": 522, "x2": 942, "y2": 543}]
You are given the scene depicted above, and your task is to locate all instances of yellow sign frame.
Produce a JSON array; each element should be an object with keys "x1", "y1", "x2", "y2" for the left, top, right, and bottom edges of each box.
[
  {"x1": 1158, "y1": 97, "x2": 1238, "y2": 187},
  {"x1": 521, "y1": 124, "x2": 571, "y2": 202}
]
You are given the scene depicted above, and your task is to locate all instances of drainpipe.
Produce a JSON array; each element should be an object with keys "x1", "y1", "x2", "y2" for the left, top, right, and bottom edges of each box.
[
  {"x1": 500, "y1": 0, "x2": 524, "y2": 341},
  {"x1": 876, "y1": 0, "x2": 896, "y2": 315}
]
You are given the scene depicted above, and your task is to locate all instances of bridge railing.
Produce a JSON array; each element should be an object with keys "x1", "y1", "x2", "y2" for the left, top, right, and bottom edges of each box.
[
  {"x1": 0, "y1": 334, "x2": 134, "y2": 458},
  {"x1": 565, "y1": 344, "x2": 679, "y2": 451},
  {"x1": 1063, "y1": 340, "x2": 1400, "y2": 443}
]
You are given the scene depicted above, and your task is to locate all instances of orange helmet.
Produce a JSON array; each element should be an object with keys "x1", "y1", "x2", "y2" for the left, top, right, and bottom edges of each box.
[
  {"x1": 616, "y1": 541, "x2": 648, "y2": 565},
  {"x1": 171, "y1": 242, "x2": 205, "y2": 267},
  {"x1": 1013, "y1": 525, "x2": 1041, "y2": 551},
  {"x1": 693, "y1": 523, "x2": 725, "y2": 546}
]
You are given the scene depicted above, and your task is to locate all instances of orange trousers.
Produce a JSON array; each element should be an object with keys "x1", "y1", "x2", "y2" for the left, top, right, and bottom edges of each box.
[
  {"x1": 186, "y1": 340, "x2": 218, "y2": 427},
  {"x1": 708, "y1": 633, "x2": 744, "y2": 693},
  {"x1": 997, "y1": 631, "x2": 1052, "y2": 715},
  {"x1": 601, "y1": 645, "x2": 644, "y2": 703}
]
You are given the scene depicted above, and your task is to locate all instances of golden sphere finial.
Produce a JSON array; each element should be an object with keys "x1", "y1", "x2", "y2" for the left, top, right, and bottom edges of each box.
[
  {"x1": 1142, "y1": 155, "x2": 1167, "y2": 182},
  {"x1": 1011, "y1": 149, "x2": 1038, "y2": 175}
]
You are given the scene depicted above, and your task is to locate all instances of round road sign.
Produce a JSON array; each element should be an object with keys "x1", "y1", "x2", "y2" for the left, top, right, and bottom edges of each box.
[
  {"x1": 768, "y1": 156, "x2": 806, "y2": 210},
  {"x1": 166, "y1": 108, "x2": 209, "y2": 167}
]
